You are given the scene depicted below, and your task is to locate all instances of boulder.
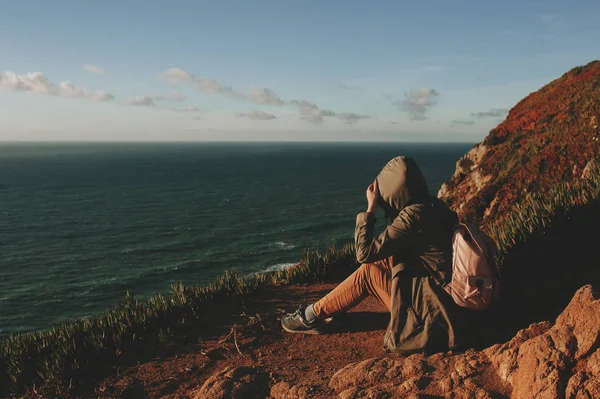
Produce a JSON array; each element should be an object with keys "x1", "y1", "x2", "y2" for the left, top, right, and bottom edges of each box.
[
  {"x1": 193, "y1": 366, "x2": 270, "y2": 399},
  {"x1": 328, "y1": 285, "x2": 600, "y2": 398},
  {"x1": 270, "y1": 381, "x2": 311, "y2": 399}
]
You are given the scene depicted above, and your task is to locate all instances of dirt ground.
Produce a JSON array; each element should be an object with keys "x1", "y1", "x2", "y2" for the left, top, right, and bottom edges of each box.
[{"x1": 92, "y1": 283, "x2": 394, "y2": 399}]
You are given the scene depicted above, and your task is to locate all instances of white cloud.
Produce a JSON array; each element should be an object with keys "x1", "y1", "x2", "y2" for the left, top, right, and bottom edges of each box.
[
  {"x1": 93, "y1": 92, "x2": 115, "y2": 102},
  {"x1": 337, "y1": 112, "x2": 370, "y2": 124},
  {"x1": 170, "y1": 104, "x2": 200, "y2": 113},
  {"x1": 386, "y1": 88, "x2": 440, "y2": 121},
  {"x1": 148, "y1": 92, "x2": 186, "y2": 103},
  {"x1": 471, "y1": 108, "x2": 509, "y2": 118},
  {"x1": 248, "y1": 87, "x2": 285, "y2": 106},
  {"x1": 290, "y1": 100, "x2": 336, "y2": 123},
  {"x1": 125, "y1": 95, "x2": 200, "y2": 113},
  {"x1": 0, "y1": 71, "x2": 114, "y2": 102},
  {"x1": 59, "y1": 82, "x2": 114, "y2": 102},
  {"x1": 168, "y1": 92, "x2": 185, "y2": 102},
  {"x1": 160, "y1": 68, "x2": 246, "y2": 101},
  {"x1": 236, "y1": 110, "x2": 276, "y2": 120},
  {"x1": 160, "y1": 68, "x2": 193, "y2": 83},
  {"x1": 83, "y1": 64, "x2": 104, "y2": 74},
  {"x1": 288, "y1": 100, "x2": 370, "y2": 124},
  {"x1": 126, "y1": 96, "x2": 156, "y2": 106},
  {"x1": 161, "y1": 67, "x2": 371, "y2": 124},
  {"x1": 0, "y1": 71, "x2": 55, "y2": 94}
]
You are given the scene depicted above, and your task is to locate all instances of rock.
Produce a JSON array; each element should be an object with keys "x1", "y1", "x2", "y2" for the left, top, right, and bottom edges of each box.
[
  {"x1": 566, "y1": 349, "x2": 600, "y2": 399},
  {"x1": 329, "y1": 357, "x2": 433, "y2": 398},
  {"x1": 446, "y1": 384, "x2": 495, "y2": 399},
  {"x1": 400, "y1": 354, "x2": 428, "y2": 378},
  {"x1": 329, "y1": 357, "x2": 397, "y2": 393},
  {"x1": 554, "y1": 285, "x2": 600, "y2": 360},
  {"x1": 193, "y1": 366, "x2": 270, "y2": 399},
  {"x1": 326, "y1": 286, "x2": 600, "y2": 399},
  {"x1": 270, "y1": 381, "x2": 310, "y2": 399},
  {"x1": 510, "y1": 333, "x2": 569, "y2": 399},
  {"x1": 484, "y1": 321, "x2": 552, "y2": 384},
  {"x1": 586, "y1": 348, "x2": 600, "y2": 375},
  {"x1": 565, "y1": 372, "x2": 600, "y2": 399}
]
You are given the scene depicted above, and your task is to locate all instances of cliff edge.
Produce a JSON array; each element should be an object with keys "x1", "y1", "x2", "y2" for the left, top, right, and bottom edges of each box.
[{"x1": 439, "y1": 60, "x2": 600, "y2": 224}]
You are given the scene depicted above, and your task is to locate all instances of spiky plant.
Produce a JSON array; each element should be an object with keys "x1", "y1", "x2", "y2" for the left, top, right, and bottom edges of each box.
[{"x1": 0, "y1": 242, "x2": 358, "y2": 397}]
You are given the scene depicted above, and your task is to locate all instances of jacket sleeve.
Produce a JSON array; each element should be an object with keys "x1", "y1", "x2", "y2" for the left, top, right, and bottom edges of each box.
[{"x1": 354, "y1": 209, "x2": 419, "y2": 264}]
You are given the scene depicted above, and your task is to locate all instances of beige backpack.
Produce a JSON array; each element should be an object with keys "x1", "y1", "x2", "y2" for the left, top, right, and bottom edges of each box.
[{"x1": 444, "y1": 223, "x2": 500, "y2": 310}]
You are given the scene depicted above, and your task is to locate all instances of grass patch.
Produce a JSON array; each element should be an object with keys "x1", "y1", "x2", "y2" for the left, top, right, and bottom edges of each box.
[
  {"x1": 0, "y1": 241, "x2": 356, "y2": 397},
  {"x1": 485, "y1": 159, "x2": 600, "y2": 267}
]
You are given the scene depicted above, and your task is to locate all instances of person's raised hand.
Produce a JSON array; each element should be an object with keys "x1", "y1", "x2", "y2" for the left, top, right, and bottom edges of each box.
[{"x1": 366, "y1": 180, "x2": 379, "y2": 214}]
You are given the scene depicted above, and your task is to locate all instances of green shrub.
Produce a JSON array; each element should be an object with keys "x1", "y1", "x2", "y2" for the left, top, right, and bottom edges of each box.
[{"x1": 0, "y1": 242, "x2": 357, "y2": 397}]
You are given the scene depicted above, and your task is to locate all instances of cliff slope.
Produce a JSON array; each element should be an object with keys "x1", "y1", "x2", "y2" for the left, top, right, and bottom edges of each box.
[{"x1": 439, "y1": 60, "x2": 600, "y2": 224}]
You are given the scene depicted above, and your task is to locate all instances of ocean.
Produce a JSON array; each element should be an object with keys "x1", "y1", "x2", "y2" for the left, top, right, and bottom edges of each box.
[{"x1": 0, "y1": 142, "x2": 472, "y2": 338}]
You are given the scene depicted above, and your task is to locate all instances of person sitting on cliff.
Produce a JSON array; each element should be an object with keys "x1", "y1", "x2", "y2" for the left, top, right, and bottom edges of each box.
[{"x1": 281, "y1": 156, "x2": 463, "y2": 354}]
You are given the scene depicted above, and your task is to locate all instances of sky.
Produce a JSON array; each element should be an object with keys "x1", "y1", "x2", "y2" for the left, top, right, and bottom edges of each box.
[{"x1": 0, "y1": 0, "x2": 598, "y2": 142}]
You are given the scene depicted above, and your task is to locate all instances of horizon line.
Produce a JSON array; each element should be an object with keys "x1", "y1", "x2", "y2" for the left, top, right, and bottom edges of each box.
[{"x1": 0, "y1": 140, "x2": 478, "y2": 145}]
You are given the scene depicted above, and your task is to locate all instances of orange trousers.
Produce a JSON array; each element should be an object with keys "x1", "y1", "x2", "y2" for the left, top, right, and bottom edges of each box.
[{"x1": 313, "y1": 257, "x2": 393, "y2": 319}]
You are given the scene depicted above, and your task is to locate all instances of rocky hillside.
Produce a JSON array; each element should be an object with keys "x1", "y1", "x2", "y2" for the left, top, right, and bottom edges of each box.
[{"x1": 439, "y1": 60, "x2": 600, "y2": 224}]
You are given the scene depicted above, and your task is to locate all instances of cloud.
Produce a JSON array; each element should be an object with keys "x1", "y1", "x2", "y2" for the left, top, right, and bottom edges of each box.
[
  {"x1": 471, "y1": 108, "x2": 509, "y2": 118},
  {"x1": 161, "y1": 67, "x2": 371, "y2": 123},
  {"x1": 162, "y1": 68, "x2": 286, "y2": 107},
  {"x1": 248, "y1": 87, "x2": 285, "y2": 106},
  {"x1": 59, "y1": 82, "x2": 114, "y2": 102},
  {"x1": 289, "y1": 100, "x2": 336, "y2": 123},
  {"x1": 235, "y1": 110, "x2": 276, "y2": 120},
  {"x1": 386, "y1": 88, "x2": 440, "y2": 121},
  {"x1": 160, "y1": 68, "x2": 246, "y2": 101},
  {"x1": 1, "y1": 71, "x2": 55, "y2": 94},
  {"x1": 336, "y1": 112, "x2": 370, "y2": 124},
  {"x1": 401, "y1": 88, "x2": 440, "y2": 120},
  {"x1": 169, "y1": 104, "x2": 200, "y2": 113},
  {"x1": 148, "y1": 92, "x2": 186, "y2": 103},
  {"x1": 125, "y1": 95, "x2": 200, "y2": 113},
  {"x1": 83, "y1": 64, "x2": 104, "y2": 74},
  {"x1": 289, "y1": 100, "x2": 369, "y2": 124},
  {"x1": 0, "y1": 71, "x2": 114, "y2": 102},
  {"x1": 126, "y1": 96, "x2": 156, "y2": 106},
  {"x1": 168, "y1": 92, "x2": 185, "y2": 102},
  {"x1": 451, "y1": 119, "x2": 474, "y2": 125}
]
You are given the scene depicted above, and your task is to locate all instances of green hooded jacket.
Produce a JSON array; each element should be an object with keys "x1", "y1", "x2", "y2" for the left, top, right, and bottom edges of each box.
[{"x1": 354, "y1": 156, "x2": 461, "y2": 355}]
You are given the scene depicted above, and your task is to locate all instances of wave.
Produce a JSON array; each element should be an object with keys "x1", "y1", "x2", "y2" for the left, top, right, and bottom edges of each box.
[
  {"x1": 270, "y1": 241, "x2": 297, "y2": 250},
  {"x1": 262, "y1": 262, "x2": 298, "y2": 273}
]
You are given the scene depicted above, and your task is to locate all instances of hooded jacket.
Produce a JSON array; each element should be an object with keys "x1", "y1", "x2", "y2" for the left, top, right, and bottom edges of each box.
[{"x1": 354, "y1": 156, "x2": 461, "y2": 354}]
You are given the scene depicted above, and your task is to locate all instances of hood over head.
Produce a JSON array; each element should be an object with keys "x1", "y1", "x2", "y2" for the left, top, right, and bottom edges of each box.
[{"x1": 376, "y1": 156, "x2": 429, "y2": 218}]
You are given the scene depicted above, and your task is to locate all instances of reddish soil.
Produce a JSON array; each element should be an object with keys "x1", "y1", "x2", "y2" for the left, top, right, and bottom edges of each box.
[
  {"x1": 92, "y1": 283, "x2": 393, "y2": 399},
  {"x1": 440, "y1": 60, "x2": 600, "y2": 224}
]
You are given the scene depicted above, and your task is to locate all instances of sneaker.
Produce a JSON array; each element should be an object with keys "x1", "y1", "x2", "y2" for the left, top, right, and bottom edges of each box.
[{"x1": 281, "y1": 306, "x2": 325, "y2": 335}]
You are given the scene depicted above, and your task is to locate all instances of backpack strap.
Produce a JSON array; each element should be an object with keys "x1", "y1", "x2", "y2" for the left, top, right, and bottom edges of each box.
[
  {"x1": 455, "y1": 223, "x2": 484, "y2": 253},
  {"x1": 421, "y1": 259, "x2": 450, "y2": 293}
]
